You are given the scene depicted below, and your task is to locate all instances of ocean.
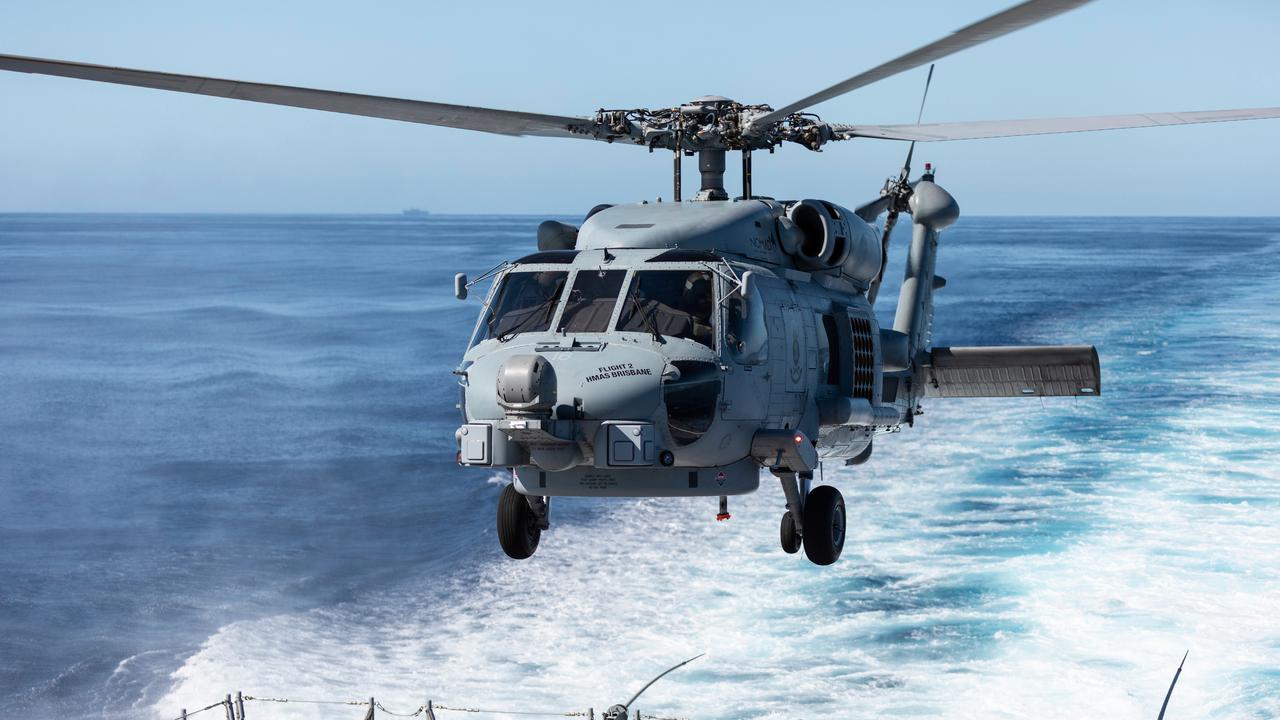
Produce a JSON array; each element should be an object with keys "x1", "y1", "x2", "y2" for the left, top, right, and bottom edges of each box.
[{"x1": 0, "y1": 213, "x2": 1277, "y2": 719}]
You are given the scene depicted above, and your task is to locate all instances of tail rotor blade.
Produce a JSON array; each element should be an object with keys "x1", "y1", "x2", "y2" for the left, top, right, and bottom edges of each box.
[
  {"x1": 854, "y1": 195, "x2": 893, "y2": 222},
  {"x1": 870, "y1": 64, "x2": 936, "y2": 304},
  {"x1": 914, "y1": 64, "x2": 936, "y2": 125},
  {"x1": 900, "y1": 64, "x2": 936, "y2": 182}
]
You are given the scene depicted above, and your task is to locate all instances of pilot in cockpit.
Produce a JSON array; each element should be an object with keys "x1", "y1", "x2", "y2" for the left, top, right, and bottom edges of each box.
[{"x1": 681, "y1": 273, "x2": 714, "y2": 347}]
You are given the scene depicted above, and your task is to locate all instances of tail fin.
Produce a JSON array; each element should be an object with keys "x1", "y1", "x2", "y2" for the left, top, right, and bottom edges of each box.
[
  {"x1": 891, "y1": 180, "x2": 958, "y2": 360},
  {"x1": 925, "y1": 345, "x2": 1100, "y2": 398}
]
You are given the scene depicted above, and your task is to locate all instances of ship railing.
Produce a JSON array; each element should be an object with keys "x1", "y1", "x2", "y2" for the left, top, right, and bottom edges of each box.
[{"x1": 168, "y1": 691, "x2": 684, "y2": 720}]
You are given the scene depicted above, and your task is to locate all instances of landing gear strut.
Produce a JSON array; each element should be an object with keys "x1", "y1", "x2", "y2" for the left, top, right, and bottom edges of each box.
[
  {"x1": 777, "y1": 471, "x2": 845, "y2": 565},
  {"x1": 497, "y1": 483, "x2": 547, "y2": 560}
]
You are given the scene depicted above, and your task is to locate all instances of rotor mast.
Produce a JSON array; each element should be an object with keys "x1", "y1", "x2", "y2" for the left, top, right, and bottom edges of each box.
[
  {"x1": 677, "y1": 96, "x2": 757, "y2": 201},
  {"x1": 695, "y1": 148, "x2": 728, "y2": 201}
]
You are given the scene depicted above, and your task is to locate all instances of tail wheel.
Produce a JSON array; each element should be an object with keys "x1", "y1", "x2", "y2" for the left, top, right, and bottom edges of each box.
[
  {"x1": 779, "y1": 511, "x2": 801, "y2": 554},
  {"x1": 802, "y1": 485, "x2": 845, "y2": 566},
  {"x1": 497, "y1": 483, "x2": 541, "y2": 560}
]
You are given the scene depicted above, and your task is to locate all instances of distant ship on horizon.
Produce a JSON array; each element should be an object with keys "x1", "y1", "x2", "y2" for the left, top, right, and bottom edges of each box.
[{"x1": 401, "y1": 208, "x2": 431, "y2": 217}]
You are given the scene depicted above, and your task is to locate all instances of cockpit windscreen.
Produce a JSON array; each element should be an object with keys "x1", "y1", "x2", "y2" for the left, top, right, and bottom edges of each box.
[
  {"x1": 482, "y1": 270, "x2": 567, "y2": 341},
  {"x1": 556, "y1": 270, "x2": 627, "y2": 333},
  {"x1": 617, "y1": 270, "x2": 715, "y2": 348}
]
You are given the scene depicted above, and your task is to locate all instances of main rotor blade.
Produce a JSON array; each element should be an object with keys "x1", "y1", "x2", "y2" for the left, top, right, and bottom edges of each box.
[
  {"x1": 748, "y1": 0, "x2": 1093, "y2": 130},
  {"x1": 913, "y1": 64, "x2": 936, "y2": 126},
  {"x1": 835, "y1": 107, "x2": 1280, "y2": 142},
  {"x1": 0, "y1": 53, "x2": 595, "y2": 139}
]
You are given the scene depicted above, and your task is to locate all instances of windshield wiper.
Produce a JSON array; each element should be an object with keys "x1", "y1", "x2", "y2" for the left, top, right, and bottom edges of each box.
[
  {"x1": 626, "y1": 284, "x2": 663, "y2": 343},
  {"x1": 497, "y1": 287, "x2": 562, "y2": 342}
]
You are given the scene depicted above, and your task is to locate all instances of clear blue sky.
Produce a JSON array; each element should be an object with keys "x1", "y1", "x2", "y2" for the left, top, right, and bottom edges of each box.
[{"x1": 1, "y1": 0, "x2": 1278, "y2": 215}]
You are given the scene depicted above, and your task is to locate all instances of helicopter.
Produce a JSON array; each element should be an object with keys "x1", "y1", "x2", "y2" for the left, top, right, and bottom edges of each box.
[{"x1": 4, "y1": 0, "x2": 1278, "y2": 566}]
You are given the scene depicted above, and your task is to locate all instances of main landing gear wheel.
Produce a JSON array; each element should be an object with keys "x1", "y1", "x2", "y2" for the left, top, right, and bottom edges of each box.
[
  {"x1": 497, "y1": 483, "x2": 541, "y2": 560},
  {"x1": 802, "y1": 485, "x2": 846, "y2": 566},
  {"x1": 779, "y1": 511, "x2": 801, "y2": 554}
]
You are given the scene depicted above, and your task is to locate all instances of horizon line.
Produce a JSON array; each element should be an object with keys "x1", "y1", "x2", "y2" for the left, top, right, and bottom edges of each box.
[{"x1": 3, "y1": 211, "x2": 1279, "y2": 219}]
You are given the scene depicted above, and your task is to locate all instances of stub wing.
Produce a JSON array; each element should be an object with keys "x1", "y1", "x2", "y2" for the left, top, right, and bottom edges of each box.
[{"x1": 924, "y1": 345, "x2": 1100, "y2": 398}]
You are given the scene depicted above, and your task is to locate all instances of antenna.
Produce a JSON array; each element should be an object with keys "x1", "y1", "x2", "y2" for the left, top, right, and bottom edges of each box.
[
  {"x1": 1157, "y1": 651, "x2": 1189, "y2": 720},
  {"x1": 623, "y1": 653, "x2": 704, "y2": 709},
  {"x1": 602, "y1": 653, "x2": 705, "y2": 720}
]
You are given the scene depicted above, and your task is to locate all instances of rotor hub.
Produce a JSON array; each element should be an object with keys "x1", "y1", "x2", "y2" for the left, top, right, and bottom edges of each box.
[
  {"x1": 687, "y1": 95, "x2": 734, "y2": 104},
  {"x1": 590, "y1": 98, "x2": 838, "y2": 153}
]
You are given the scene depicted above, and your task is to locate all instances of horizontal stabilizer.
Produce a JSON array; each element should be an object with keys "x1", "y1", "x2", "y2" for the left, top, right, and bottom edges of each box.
[{"x1": 925, "y1": 345, "x2": 1100, "y2": 398}]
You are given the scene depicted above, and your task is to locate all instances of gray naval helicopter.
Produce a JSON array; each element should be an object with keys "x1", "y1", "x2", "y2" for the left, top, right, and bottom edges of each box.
[{"x1": 5, "y1": 0, "x2": 1278, "y2": 565}]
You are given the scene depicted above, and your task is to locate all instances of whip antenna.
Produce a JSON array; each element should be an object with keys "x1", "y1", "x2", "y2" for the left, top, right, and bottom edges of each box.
[
  {"x1": 1157, "y1": 650, "x2": 1189, "y2": 720},
  {"x1": 623, "y1": 653, "x2": 704, "y2": 709},
  {"x1": 603, "y1": 653, "x2": 705, "y2": 720}
]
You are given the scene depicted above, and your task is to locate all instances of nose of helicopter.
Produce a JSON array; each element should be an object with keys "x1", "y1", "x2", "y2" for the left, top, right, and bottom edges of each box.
[
  {"x1": 478, "y1": 342, "x2": 668, "y2": 422},
  {"x1": 562, "y1": 355, "x2": 666, "y2": 421}
]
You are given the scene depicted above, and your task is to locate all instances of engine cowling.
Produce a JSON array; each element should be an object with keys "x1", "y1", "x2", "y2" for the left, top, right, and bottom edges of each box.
[{"x1": 782, "y1": 199, "x2": 882, "y2": 283}]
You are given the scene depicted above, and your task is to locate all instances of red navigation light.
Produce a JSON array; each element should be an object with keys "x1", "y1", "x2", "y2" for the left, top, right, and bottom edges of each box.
[{"x1": 793, "y1": 433, "x2": 804, "y2": 444}]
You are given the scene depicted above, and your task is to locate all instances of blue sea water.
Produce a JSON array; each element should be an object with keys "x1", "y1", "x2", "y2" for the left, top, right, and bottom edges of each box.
[{"x1": 0, "y1": 213, "x2": 1277, "y2": 719}]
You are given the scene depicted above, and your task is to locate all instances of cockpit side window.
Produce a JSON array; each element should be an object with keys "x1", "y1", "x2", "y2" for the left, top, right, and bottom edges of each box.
[
  {"x1": 617, "y1": 270, "x2": 715, "y2": 348},
  {"x1": 481, "y1": 270, "x2": 568, "y2": 342},
  {"x1": 556, "y1": 270, "x2": 626, "y2": 333}
]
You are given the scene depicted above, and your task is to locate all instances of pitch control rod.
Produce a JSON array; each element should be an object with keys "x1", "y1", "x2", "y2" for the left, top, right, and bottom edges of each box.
[{"x1": 673, "y1": 118, "x2": 683, "y2": 201}]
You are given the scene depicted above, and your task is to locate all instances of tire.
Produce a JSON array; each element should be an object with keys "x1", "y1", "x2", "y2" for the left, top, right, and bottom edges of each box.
[
  {"x1": 497, "y1": 483, "x2": 541, "y2": 560},
  {"x1": 802, "y1": 485, "x2": 846, "y2": 566},
  {"x1": 779, "y1": 511, "x2": 801, "y2": 554}
]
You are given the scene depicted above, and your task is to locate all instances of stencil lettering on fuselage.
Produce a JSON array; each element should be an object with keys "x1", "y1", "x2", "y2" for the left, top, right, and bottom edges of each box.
[
  {"x1": 784, "y1": 306, "x2": 807, "y2": 392},
  {"x1": 584, "y1": 363, "x2": 652, "y2": 384}
]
